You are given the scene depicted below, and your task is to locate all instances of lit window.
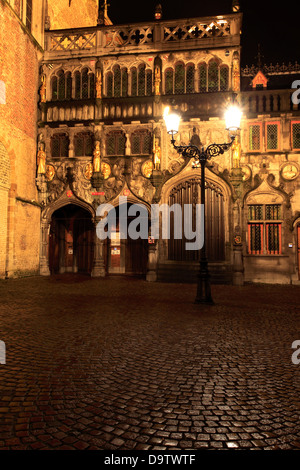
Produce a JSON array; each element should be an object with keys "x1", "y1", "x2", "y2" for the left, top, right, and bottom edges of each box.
[
  {"x1": 175, "y1": 63, "x2": 185, "y2": 94},
  {"x1": 74, "y1": 133, "x2": 93, "y2": 157},
  {"x1": 51, "y1": 134, "x2": 69, "y2": 158},
  {"x1": 266, "y1": 122, "x2": 279, "y2": 150},
  {"x1": 198, "y1": 63, "x2": 207, "y2": 92},
  {"x1": 106, "y1": 131, "x2": 126, "y2": 156},
  {"x1": 131, "y1": 130, "x2": 151, "y2": 155},
  {"x1": 291, "y1": 122, "x2": 300, "y2": 150},
  {"x1": 248, "y1": 204, "x2": 282, "y2": 255},
  {"x1": 165, "y1": 68, "x2": 174, "y2": 95},
  {"x1": 249, "y1": 123, "x2": 262, "y2": 151}
]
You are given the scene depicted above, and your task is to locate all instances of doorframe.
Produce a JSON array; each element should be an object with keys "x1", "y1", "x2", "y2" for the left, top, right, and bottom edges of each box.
[{"x1": 40, "y1": 194, "x2": 95, "y2": 276}]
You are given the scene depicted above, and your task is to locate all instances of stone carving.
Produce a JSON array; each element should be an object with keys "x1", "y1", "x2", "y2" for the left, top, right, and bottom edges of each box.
[{"x1": 37, "y1": 142, "x2": 46, "y2": 174}]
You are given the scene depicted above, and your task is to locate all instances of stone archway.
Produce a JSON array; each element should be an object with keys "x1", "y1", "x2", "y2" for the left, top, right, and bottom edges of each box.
[{"x1": 49, "y1": 204, "x2": 94, "y2": 275}]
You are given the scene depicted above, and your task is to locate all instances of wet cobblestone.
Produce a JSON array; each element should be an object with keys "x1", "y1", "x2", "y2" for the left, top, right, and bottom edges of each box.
[{"x1": 0, "y1": 274, "x2": 300, "y2": 450}]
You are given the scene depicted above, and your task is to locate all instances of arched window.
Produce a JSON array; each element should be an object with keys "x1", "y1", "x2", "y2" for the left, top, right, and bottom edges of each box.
[
  {"x1": 58, "y1": 70, "x2": 66, "y2": 100},
  {"x1": 138, "y1": 64, "x2": 146, "y2": 96},
  {"x1": 131, "y1": 130, "x2": 152, "y2": 155},
  {"x1": 186, "y1": 63, "x2": 195, "y2": 94},
  {"x1": 121, "y1": 68, "x2": 128, "y2": 97},
  {"x1": 208, "y1": 60, "x2": 219, "y2": 92},
  {"x1": 175, "y1": 63, "x2": 185, "y2": 94},
  {"x1": 114, "y1": 66, "x2": 121, "y2": 98},
  {"x1": 66, "y1": 72, "x2": 72, "y2": 100},
  {"x1": 106, "y1": 131, "x2": 126, "y2": 156},
  {"x1": 106, "y1": 71, "x2": 113, "y2": 97},
  {"x1": 198, "y1": 63, "x2": 207, "y2": 93},
  {"x1": 51, "y1": 134, "x2": 69, "y2": 158},
  {"x1": 52, "y1": 76, "x2": 58, "y2": 101},
  {"x1": 131, "y1": 68, "x2": 137, "y2": 97},
  {"x1": 75, "y1": 71, "x2": 81, "y2": 99},
  {"x1": 71, "y1": 68, "x2": 95, "y2": 99},
  {"x1": 74, "y1": 133, "x2": 94, "y2": 157},
  {"x1": 52, "y1": 70, "x2": 73, "y2": 101},
  {"x1": 220, "y1": 65, "x2": 229, "y2": 92},
  {"x1": 82, "y1": 68, "x2": 89, "y2": 99},
  {"x1": 146, "y1": 70, "x2": 152, "y2": 96},
  {"x1": 165, "y1": 68, "x2": 174, "y2": 95}
]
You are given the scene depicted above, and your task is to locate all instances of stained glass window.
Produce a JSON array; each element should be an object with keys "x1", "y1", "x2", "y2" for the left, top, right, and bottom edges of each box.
[
  {"x1": 249, "y1": 124, "x2": 261, "y2": 151},
  {"x1": 248, "y1": 204, "x2": 282, "y2": 255},
  {"x1": 175, "y1": 63, "x2": 185, "y2": 94},
  {"x1": 266, "y1": 123, "x2": 279, "y2": 150},
  {"x1": 198, "y1": 63, "x2": 207, "y2": 92},
  {"x1": 186, "y1": 64, "x2": 195, "y2": 94},
  {"x1": 292, "y1": 122, "x2": 300, "y2": 149},
  {"x1": 165, "y1": 69, "x2": 174, "y2": 95},
  {"x1": 208, "y1": 61, "x2": 218, "y2": 92}
]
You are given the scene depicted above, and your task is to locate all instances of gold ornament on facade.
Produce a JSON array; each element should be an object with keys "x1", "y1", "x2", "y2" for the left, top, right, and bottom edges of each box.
[
  {"x1": 142, "y1": 160, "x2": 154, "y2": 178},
  {"x1": 101, "y1": 162, "x2": 111, "y2": 179},
  {"x1": 45, "y1": 164, "x2": 55, "y2": 182},
  {"x1": 93, "y1": 141, "x2": 101, "y2": 173},
  {"x1": 40, "y1": 75, "x2": 46, "y2": 103},
  {"x1": 281, "y1": 163, "x2": 299, "y2": 181},
  {"x1": 84, "y1": 162, "x2": 93, "y2": 180},
  {"x1": 37, "y1": 142, "x2": 46, "y2": 174},
  {"x1": 154, "y1": 65, "x2": 161, "y2": 96},
  {"x1": 232, "y1": 137, "x2": 241, "y2": 168},
  {"x1": 153, "y1": 137, "x2": 161, "y2": 169},
  {"x1": 96, "y1": 70, "x2": 102, "y2": 99},
  {"x1": 241, "y1": 165, "x2": 251, "y2": 181},
  {"x1": 232, "y1": 53, "x2": 240, "y2": 93}
]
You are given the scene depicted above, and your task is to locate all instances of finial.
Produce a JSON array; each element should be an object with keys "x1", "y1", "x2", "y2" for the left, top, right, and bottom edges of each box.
[
  {"x1": 154, "y1": 4, "x2": 162, "y2": 20},
  {"x1": 232, "y1": 0, "x2": 240, "y2": 12}
]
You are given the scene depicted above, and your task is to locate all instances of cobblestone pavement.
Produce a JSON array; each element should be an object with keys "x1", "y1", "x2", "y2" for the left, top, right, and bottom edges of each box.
[{"x1": 0, "y1": 274, "x2": 300, "y2": 451}]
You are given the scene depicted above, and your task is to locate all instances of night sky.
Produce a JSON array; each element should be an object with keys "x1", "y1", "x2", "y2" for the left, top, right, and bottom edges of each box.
[{"x1": 107, "y1": 0, "x2": 299, "y2": 67}]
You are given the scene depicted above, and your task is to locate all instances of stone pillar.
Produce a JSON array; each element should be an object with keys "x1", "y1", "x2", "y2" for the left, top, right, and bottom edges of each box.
[
  {"x1": 233, "y1": 244, "x2": 244, "y2": 285},
  {"x1": 91, "y1": 217, "x2": 106, "y2": 277},
  {"x1": 40, "y1": 219, "x2": 50, "y2": 276},
  {"x1": 146, "y1": 241, "x2": 158, "y2": 282}
]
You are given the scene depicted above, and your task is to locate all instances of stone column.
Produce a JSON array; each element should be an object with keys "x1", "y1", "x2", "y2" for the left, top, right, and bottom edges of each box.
[
  {"x1": 91, "y1": 217, "x2": 106, "y2": 277},
  {"x1": 40, "y1": 219, "x2": 50, "y2": 276},
  {"x1": 146, "y1": 241, "x2": 158, "y2": 282}
]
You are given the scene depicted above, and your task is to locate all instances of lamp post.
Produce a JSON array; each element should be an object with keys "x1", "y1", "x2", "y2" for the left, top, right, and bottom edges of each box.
[{"x1": 164, "y1": 104, "x2": 242, "y2": 304}]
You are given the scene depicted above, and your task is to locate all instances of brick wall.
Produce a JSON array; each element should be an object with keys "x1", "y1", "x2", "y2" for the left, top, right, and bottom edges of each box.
[{"x1": 0, "y1": 1, "x2": 42, "y2": 277}]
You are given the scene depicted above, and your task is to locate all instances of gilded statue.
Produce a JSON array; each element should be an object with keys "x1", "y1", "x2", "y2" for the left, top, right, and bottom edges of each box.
[
  {"x1": 93, "y1": 141, "x2": 101, "y2": 173},
  {"x1": 232, "y1": 137, "x2": 241, "y2": 168},
  {"x1": 40, "y1": 75, "x2": 46, "y2": 103},
  {"x1": 154, "y1": 66, "x2": 161, "y2": 96},
  {"x1": 37, "y1": 142, "x2": 46, "y2": 174},
  {"x1": 153, "y1": 137, "x2": 161, "y2": 170},
  {"x1": 96, "y1": 70, "x2": 102, "y2": 99}
]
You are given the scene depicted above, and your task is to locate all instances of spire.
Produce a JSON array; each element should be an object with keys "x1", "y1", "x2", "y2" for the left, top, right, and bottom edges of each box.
[{"x1": 97, "y1": 0, "x2": 113, "y2": 26}]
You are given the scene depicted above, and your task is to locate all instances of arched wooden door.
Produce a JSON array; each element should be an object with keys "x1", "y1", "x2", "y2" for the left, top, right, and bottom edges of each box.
[
  {"x1": 49, "y1": 205, "x2": 94, "y2": 275},
  {"x1": 168, "y1": 178, "x2": 225, "y2": 262}
]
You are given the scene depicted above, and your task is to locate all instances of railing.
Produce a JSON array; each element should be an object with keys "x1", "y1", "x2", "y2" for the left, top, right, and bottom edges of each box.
[
  {"x1": 44, "y1": 13, "x2": 241, "y2": 55},
  {"x1": 241, "y1": 89, "x2": 297, "y2": 115},
  {"x1": 242, "y1": 62, "x2": 300, "y2": 77},
  {"x1": 45, "y1": 27, "x2": 97, "y2": 52}
]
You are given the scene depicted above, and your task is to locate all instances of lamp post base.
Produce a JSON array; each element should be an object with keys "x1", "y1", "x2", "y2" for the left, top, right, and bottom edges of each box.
[{"x1": 195, "y1": 259, "x2": 214, "y2": 305}]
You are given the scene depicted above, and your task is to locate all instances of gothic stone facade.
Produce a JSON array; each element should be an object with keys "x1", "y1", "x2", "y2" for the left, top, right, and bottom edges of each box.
[{"x1": 2, "y1": 1, "x2": 300, "y2": 284}]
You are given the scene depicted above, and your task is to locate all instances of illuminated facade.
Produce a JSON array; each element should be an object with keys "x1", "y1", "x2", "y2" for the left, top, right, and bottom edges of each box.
[{"x1": 1, "y1": 0, "x2": 300, "y2": 284}]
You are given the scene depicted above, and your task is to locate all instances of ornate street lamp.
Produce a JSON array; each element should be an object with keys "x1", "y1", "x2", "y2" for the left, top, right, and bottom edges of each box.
[{"x1": 164, "y1": 102, "x2": 242, "y2": 304}]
